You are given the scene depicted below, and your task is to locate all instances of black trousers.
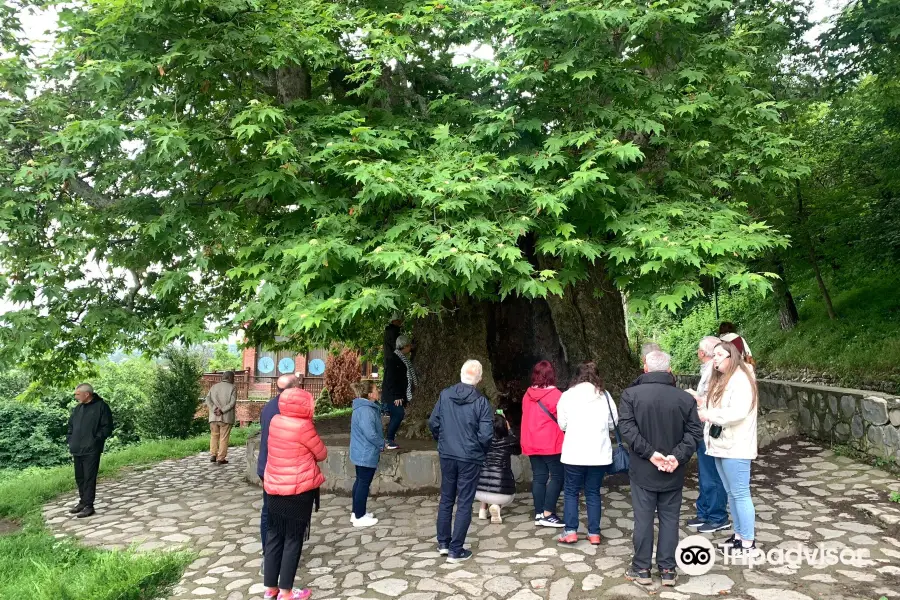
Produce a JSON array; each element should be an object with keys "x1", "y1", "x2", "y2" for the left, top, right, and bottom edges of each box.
[
  {"x1": 74, "y1": 452, "x2": 102, "y2": 508},
  {"x1": 631, "y1": 483, "x2": 683, "y2": 570},
  {"x1": 263, "y1": 524, "x2": 304, "y2": 589}
]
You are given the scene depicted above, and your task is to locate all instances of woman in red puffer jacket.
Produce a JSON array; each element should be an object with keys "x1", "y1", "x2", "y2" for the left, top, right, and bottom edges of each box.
[
  {"x1": 262, "y1": 388, "x2": 327, "y2": 600},
  {"x1": 520, "y1": 361, "x2": 566, "y2": 528}
]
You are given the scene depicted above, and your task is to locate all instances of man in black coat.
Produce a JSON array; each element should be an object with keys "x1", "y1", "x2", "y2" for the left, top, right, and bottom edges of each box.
[
  {"x1": 619, "y1": 351, "x2": 702, "y2": 587},
  {"x1": 429, "y1": 359, "x2": 493, "y2": 563},
  {"x1": 67, "y1": 383, "x2": 114, "y2": 518}
]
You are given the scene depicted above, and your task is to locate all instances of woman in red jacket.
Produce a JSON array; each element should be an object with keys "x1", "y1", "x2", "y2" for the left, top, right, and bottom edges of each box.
[
  {"x1": 262, "y1": 388, "x2": 327, "y2": 600},
  {"x1": 520, "y1": 361, "x2": 566, "y2": 528}
]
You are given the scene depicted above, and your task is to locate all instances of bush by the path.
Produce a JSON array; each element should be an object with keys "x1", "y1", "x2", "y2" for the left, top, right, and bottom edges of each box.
[
  {"x1": 139, "y1": 347, "x2": 204, "y2": 440},
  {"x1": 0, "y1": 425, "x2": 257, "y2": 599},
  {"x1": 0, "y1": 401, "x2": 70, "y2": 470}
]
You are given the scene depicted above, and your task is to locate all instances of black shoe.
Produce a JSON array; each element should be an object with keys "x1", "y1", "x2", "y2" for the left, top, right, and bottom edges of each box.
[
  {"x1": 217, "y1": 459, "x2": 228, "y2": 465},
  {"x1": 75, "y1": 506, "x2": 95, "y2": 519},
  {"x1": 717, "y1": 534, "x2": 737, "y2": 549},
  {"x1": 538, "y1": 513, "x2": 565, "y2": 528},
  {"x1": 687, "y1": 517, "x2": 705, "y2": 529},
  {"x1": 437, "y1": 544, "x2": 449, "y2": 556},
  {"x1": 210, "y1": 456, "x2": 217, "y2": 462},
  {"x1": 69, "y1": 503, "x2": 85, "y2": 514},
  {"x1": 660, "y1": 568, "x2": 677, "y2": 586},
  {"x1": 729, "y1": 540, "x2": 762, "y2": 560},
  {"x1": 624, "y1": 567, "x2": 652, "y2": 586},
  {"x1": 447, "y1": 549, "x2": 472, "y2": 563},
  {"x1": 699, "y1": 520, "x2": 731, "y2": 534}
]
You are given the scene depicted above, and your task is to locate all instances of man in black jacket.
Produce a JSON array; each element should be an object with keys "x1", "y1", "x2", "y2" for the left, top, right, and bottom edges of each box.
[
  {"x1": 619, "y1": 351, "x2": 702, "y2": 587},
  {"x1": 67, "y1": 383, "x2": 114, "y2": 518},
  {"x1": 429, "y1": 359, "x2": 493, "y2": 563}
]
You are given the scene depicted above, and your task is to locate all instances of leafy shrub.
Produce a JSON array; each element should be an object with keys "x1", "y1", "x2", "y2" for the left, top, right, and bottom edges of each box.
[
  {"x1": 324, "y1": 345, "x2": 360, "y2": 407},
  {"x1": 0, "y1": 370, "x2": 30, "y2": 401},
  {"x1": 314, "y1": 388, "x2": 335, "y2": 416},
  {"x1": 139, "y1": 347, "x2": 203, "y2": 439},
  {"x1": 0, "y1": 401, "x2": 70, "y2": 469},
  {"x1": 92, "y1": 357, "x2": 157, "y2": 448},
  {"x1": 630, "y1": 290, "x2": 756, "y2": 373}
]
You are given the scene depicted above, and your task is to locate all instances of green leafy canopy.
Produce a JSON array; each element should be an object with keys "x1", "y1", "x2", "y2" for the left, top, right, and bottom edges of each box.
[{"x1": 0, "y1": 0, "x2": 802, "y2": 378}]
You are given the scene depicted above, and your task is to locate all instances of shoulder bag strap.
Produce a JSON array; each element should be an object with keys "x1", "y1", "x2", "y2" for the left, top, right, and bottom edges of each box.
[
  {"x1": 604, "y1": 391, "x2": 624, "y2": 447},
  {"x1": 535, "y1": 399, "x2": 558, "y2": 424}
]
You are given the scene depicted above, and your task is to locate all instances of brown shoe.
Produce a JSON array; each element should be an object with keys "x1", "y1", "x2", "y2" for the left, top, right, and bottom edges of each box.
[
  {"x1": 217, "y1": 459, "x2": 229, "y2": 465},
  {"x1": 210, "y1": 456, "x2": 217, "y2": 463}
]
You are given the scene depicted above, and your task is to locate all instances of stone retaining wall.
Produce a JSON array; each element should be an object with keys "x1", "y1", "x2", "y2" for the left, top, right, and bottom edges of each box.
[
  {"x1": 245, "y1": 433, "x2": 533, "y2": 494},
  {"x1": 676, "y1": 375, "x2": 900, "y2": 461}
]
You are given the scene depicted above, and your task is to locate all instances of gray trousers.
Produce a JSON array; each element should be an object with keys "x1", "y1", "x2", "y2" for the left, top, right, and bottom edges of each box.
[{"x1": 631, "y1": 484, "x2": 683, "y2": 570}]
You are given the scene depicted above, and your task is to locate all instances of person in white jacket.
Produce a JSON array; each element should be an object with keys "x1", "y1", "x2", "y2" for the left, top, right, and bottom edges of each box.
[
  {"x1": 699, "y1": 341, "x2": 760, "y2": 560},
  {"x1": 556, "y1": 361, "x2": 618, "y2": 546}
]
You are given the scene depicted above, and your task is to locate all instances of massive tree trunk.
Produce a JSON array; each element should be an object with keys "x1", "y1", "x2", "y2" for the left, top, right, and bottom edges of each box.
[{"x1": 406, "y1": 264, "x2": 637, "y2": 438}]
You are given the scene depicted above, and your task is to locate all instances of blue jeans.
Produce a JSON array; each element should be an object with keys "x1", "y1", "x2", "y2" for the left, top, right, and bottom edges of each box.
[
  {"x1": 530, "y1": 454, "x2": 564, "y2": 516},
  {"x1": 436, "y1": 458, "x2": 481, "y2": 554},
  {"x1": 696, "y1": 440, "x2": 728, "y2": 524},
  {"x1": 352, "y1": 465, "x2": 377, "y2": 519},
  {"x1": 715, "y1": 457, "x2": 755, "y2": 540},
  {"x1": 562, "y1": 464, "x2": 607, "y2": 535},
  {"x1": 385, "y1": 401, "x2": 405, "y2": 443}
]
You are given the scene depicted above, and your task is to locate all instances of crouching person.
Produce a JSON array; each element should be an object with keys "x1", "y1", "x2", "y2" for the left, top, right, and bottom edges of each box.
[{"x1": 476, "y1": 412, "x2": 521, "y2": 524}]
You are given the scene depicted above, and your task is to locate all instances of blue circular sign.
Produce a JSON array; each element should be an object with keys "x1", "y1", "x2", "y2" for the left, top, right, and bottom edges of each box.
[
  {"x1": 257, "y1": 356, "x2": 275, "y2": 374},
  {"x1": 278, "y1": 357, "x2": 295, "y2": 374},
  {"x1": 308, "y1": 358, "x2": 325, "y2": 376}
]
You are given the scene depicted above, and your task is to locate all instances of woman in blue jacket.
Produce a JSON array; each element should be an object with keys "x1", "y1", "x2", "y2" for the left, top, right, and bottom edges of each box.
[{"x1": 350, "y1": 380, "x2": 384, "y2": 527}]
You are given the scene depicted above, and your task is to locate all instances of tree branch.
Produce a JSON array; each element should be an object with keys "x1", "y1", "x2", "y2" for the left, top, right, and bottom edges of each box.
[{"x1": 61, "y1": 158, "x2": 126, "y2": 209}]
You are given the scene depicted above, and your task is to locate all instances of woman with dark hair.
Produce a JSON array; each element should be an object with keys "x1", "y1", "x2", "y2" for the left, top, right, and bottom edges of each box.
[
  {"x1": 474, "y1": 412, "x2": 521, "y2": 524},
  {"x1": 556, "y1": 361, "x2": 617, "y2": 546},
  {"x1": 699, "y1": 341, "x2": 760, "y2": 559},
  {"x1": 381, "y1": 334, "x2": 418, "y2": 450},
  {"x1": 520, "y1": 360, "x2": 566, "y2": 528}
]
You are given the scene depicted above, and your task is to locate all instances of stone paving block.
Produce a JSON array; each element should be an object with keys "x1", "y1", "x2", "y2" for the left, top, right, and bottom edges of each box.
[{"x1": 41, "y1": 443, "x2": 900, "y2": 600}]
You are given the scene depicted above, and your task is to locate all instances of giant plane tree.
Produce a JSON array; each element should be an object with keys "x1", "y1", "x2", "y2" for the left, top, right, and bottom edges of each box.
[{"x1": 0, "y1": 0, "x2": 803, "y2": 429}]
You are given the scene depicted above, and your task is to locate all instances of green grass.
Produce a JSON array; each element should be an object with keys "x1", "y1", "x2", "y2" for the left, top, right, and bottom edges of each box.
[
  {"x1": 741, "y1": 269, "x2": 900, "y2": 392},
  {"x1": 0, "y1": 425, "x2": 258, "y2": 599},
  {"x1": 832, "y1": 443, "x2": 900, "y2": 477},
  {"x1": 635, "y1": 267, "x2": 900, "y2": 393}
]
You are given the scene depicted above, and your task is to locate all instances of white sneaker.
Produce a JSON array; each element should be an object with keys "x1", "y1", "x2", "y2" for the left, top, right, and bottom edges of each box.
[
  {"x1": 350, "y1": 512, "x2": 374, "y2": 522},
  {"x1": 489, "y1": 504, "x2": 502, "y2": 524},
  {"x1": 352, "y1": 515, "x2": 379, "y2": 528},
  {"x1": 478, "y1": 507, "x2": 488, "y2": 520}
]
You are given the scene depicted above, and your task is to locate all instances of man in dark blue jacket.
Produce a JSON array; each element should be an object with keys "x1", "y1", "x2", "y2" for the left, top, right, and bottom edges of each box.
[
  {"x1": 258, "y1": 373, "x2": 300, "y2": 559},
  {"x1": 429, "y1": 359, "x2": 493, "y2": 563}
]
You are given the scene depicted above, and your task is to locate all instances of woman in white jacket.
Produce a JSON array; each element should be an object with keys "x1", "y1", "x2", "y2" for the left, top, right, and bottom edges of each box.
[
  {"x1": 556, "y1": 361, "x2": 618, "y2": 546},
  {"x1": 699, "y1": 341, "x2": 760, "y2": 559}
]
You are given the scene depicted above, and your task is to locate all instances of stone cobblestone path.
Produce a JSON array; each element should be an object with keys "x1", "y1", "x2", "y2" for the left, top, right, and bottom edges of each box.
[{"x1": 43, "y1": 439, "x2": 900, "y2": 600}]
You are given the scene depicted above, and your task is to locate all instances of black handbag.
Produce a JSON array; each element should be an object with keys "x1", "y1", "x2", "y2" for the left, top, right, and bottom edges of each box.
[{"x1": 604, "y1": 391, "x2": 630, "y2": 475}]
